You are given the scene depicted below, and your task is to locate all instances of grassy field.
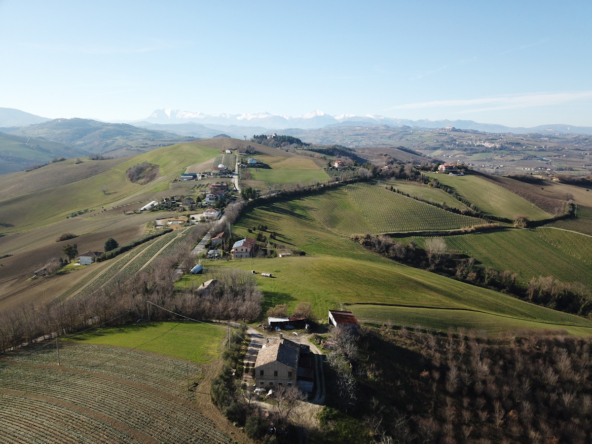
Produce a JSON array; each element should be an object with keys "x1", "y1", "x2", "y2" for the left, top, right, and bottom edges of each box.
[
  {"x1": 353, "y1": 305, "x2": 592, "y2": 335},
  {"x1": 247, "y1": 155, "x2": 329, "y2": 185},
  {"x1": 408, "y1": 228, "x2": 592, "y2": 286},
  {"x1": 177, "y1": 189, "x2": 592, "y2": 335},
  {"x1": 71, "y1": 321, "x2": 226, "y2": 364},
  {"x1": 0, "y1": 142, "x2": 219, "y2": 234},
  {"x1": 343, "y1": 183, "x2": 484, "y2": 233},
  {"x1": 428, "y1": 173, "x2": 552, "y2": 220},
  {"x1": 549, "y1": 205, "x2": 592, "y2": 236},
  {"x1": 382, "y1": 180, "x2": 469, "y2": 210}
]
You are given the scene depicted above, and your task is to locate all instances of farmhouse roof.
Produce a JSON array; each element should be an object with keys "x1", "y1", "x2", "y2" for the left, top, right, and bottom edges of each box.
[
  {"x1": 255, "y1": 338, "x2": 299, "y2": 369},
  {"x1": 78, "y1": 251, "x2": 102, "y2": 259},
  {"x1": 329, "y1": 310, "x2": 360, "y2": 327},
  {"x1": 268, "y1": 317, "x2": 290, "y2": 323},
  {"x1": 212, "y1": 232, "x2": 226, "y2": 240}
]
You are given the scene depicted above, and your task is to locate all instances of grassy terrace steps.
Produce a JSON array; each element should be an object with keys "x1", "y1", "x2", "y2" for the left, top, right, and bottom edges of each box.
[
  {"x1": 400, "y1": 228, "x2": 592, "y2": 287},
  {"x1": 427, "y1": 173, "x2": 552, "y2": 220}
]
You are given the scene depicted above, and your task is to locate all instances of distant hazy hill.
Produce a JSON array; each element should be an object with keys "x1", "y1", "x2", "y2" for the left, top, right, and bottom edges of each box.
[
  {"x1": 1, "y1": 118, "x2": 189, "y2": 154},
  {"x1": 142, "y1": 108, "x2": 592, "y2": 135},
  {"x1": 0, "y1": 107, "x2": 49, "y2": 127},
  {"x1": 0, "y1": 132, "x2": 86, "y2": 174}
]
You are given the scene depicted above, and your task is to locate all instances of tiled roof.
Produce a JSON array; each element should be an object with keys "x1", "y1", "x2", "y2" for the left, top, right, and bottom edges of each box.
[
  {"x1": 329, "y1": 310, "x2": 360, "y2": 326},
  {"x1": 255, "y1": 339, "x2": 299, "y2": 369}
]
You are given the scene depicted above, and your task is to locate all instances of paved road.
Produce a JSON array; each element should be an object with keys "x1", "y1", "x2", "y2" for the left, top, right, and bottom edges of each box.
[
  {"x1": 189, "y1": 216, "x2": 226, "y2": 257},
  {"x1": 233, "y1": 158, "x2": 241, "y2": 193}
]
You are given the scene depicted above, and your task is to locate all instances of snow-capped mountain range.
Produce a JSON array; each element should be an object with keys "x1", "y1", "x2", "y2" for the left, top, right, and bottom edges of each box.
[
  {"x1": 141, "y1": 108, "x2": 592, "y2": 135},
  {"x1": 144, "y1": 109, "x2": 394, "y2": 129}
]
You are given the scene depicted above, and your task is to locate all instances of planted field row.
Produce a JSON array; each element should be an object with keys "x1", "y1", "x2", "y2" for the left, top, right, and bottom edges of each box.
[
  {"x1": 0, "y1": 393, "x2": 136, "y2": 443},
  {"x1": 0, "y1": 363, "x2": 230, "y2": 443},
  {"x1": 8, "y1": 343, "x2": 200, "y2": 399},
  {"x1": 549, "y1": 205, "x2": 592, "y2": 236},
  {"x1": 345, "y1": 183, "x2": 485, "y2": 233}
]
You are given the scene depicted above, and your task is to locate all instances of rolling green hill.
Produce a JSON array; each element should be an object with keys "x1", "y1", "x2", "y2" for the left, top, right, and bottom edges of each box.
[
  {"x1": 1, "y1": 118, "x2": 191, "y2": 155},
  {"x1": 400, "y1": 228, "x2": 592, "y2": 287},
  {"x1": 0, "y1": 142, "x2": 219, "y2": 234},
  {"x1": 428, "y1": 173, "x2": 552, "y2": 220},
  {"x1": 179, "y1": 190, "x2": 592, "y2": 335},
  {"x1": 0, "y1": 132, "x2": 86, "y2": 174}
]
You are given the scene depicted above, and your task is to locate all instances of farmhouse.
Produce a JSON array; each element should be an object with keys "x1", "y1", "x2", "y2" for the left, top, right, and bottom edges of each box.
[
  {"x1": 180, "y1": 173, "x2": 197, "y2": 181},
  {"x1": 247, "y1": 158, "x2": 258, "y2": 166},
  {"x1": 231, "y1": 238, "x2": 257, "y2": 259},
  {"x1": 203, "y1": 209, "x2": 221, "y2": 220},
  {"x1": 211, "y1": 231, "x2": 226, "y2": 246},
  {"x1": 254, "y1": 338, "x2": 314, "y2": 392},
  {"x1": 438, "y1": 163, "x2": 458, "y2": 173},
  {"x1": 78, "y1": 251, "x2": 101, "y2": 265},
  {"x1": 328, "y1": 310, "x2": 360, "y2": 329},
  {"x1": 209, "y1": 182, "x2": 229, "y2": 191},
  {"x1": 333, "y1": 160, "x2": 345, "y2": 170}
]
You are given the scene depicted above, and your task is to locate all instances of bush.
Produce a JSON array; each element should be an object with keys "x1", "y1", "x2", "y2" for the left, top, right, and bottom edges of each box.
[
  {"x1": 56, "y1": 233, "x2": 77, "y2": 242},
  {"x1": 223, "y1": 402, "x2": 246, "y2": 425},
  {"x1": 104, "y1": 238, "x2": 119, "y2": 252},
  {"x1": 245, "y1": 415, "x2": 270, "y2": 440}
]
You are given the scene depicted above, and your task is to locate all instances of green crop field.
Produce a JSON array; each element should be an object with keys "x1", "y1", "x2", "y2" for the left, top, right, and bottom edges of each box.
[
  {"x1": 419, "y1": 228, "x2": 592, "y2": 286},
  {"x1": 343, "y1": 183, "x2": 484, "y2": 232},
  {"x1": 428, "y1": 173, "x2": 552, "y2": 220},
  {"x1": 246, "y1": 154, "x2": 329, "y2": 185},
  {"x1": 1, "y1": 338, "x2": 231, "y2": 443},
  {"x1": 382, "y1": 180, "x2": 469, "y2": 210},
  {"x1": 0, "y1": 142, "x2": 219, "y2": 234},
  {"x1": 177, "y1": 190, "x2": 592, "y2": 335},
  {"x1": 71, "y1": 321, "x2": 226, "y2": 364},
  {"x1": 549, "y1": 206, "x2": 592, "y2": 236}
]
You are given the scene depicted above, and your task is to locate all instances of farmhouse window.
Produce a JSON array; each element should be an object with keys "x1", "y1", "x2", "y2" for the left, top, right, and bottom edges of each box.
[
  {"x1": 269, "y1": 382, "x2": 274, "y2": 385},
  {"x1": 274, "y1": 371, "x2": 278, "y2": 376},
  {"x1": 288, "y1": 371, "x2": 292, "y2": 377},
  {"x1": 260, "y1": 370, "x2": 264, "y2": 376},
  {"x1": 278, "y1": 383, "x2": 283, "y2": 386},
  {"x1": 288, "y1": 383, "x2": 292, "y2": 386}
]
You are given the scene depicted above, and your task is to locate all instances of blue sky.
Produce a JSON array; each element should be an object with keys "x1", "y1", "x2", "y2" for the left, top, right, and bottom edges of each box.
[{"x1": 0, "y1": 0, "x2": 591, "y2": 126}]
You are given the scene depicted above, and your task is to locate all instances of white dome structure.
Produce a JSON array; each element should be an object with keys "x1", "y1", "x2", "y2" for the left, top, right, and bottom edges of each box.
[{"x1": 218, "y1": 164, "x2": 225, "y2": 168}]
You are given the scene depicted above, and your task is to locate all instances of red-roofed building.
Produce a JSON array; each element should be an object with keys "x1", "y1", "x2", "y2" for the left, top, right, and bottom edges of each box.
[
  {"x1": 328, "y1": 310, "x2": 360, "y2": 329},
  {"x1": 333, "y1": 160, "x2": 345, "y2": 170},
  {"x1": 438, "y1": 163, "x2": 458, "y2": 173}
]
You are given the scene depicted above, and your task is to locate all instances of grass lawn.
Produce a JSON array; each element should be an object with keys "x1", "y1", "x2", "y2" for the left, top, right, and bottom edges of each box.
[
  {"x1": 428, "y1": 173, "x2": 552, "y2": 220},
  {"x1": 71, "y1": 321, "x2": 227, "y2": 364}
]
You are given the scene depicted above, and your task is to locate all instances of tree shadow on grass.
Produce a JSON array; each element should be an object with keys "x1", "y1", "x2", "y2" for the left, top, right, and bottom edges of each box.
[{"x1": 261, "y1": 291, "x2": 297, "y2": 315}]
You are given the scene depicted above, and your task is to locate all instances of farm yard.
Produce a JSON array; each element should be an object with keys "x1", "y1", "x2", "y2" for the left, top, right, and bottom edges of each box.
[
  {"x1": 427, "y1": 173, "x2": 552, "y2": 220},
  {"x1": 0, "y1": 333, "x2": 231, "y2": 444}
]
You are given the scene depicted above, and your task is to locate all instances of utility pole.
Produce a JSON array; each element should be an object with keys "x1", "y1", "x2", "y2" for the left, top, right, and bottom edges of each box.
[
  {"x1": 147, "y1": 301, "x2": 151, "y2": 322},
  {"x1": 56, "y1": 337, "x2": 60, "y2": 366},
  {"x1": 227, "y1": 321, "x2": 230, "y2": 349}
]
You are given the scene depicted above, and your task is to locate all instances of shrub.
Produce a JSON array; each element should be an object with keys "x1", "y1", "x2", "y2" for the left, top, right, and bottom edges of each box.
[
  {"x1": 96, "y1": 230, "x2": 172, "y2": 262},
  {"x1": 56, "y1": 233, "x2": 77, "y2": 242},
  {"x1": 244, "y1": 415, "x2": 270, "y2": 439}
]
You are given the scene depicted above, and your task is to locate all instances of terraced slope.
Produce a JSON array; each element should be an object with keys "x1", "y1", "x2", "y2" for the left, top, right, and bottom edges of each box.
[
  {"x1": 428, "y1": 173, "x2": 552, "y2": 220},
  {"x1": 549, "y1": 206, "x2": 592, "y2": 236}
]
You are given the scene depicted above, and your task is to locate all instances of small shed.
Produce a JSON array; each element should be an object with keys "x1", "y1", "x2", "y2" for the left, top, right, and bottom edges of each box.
[
  {"x1": 328, "y1": 310, "x2": 360, "y2": 329},
  {"x1": 268, "y1": 317, "x2": 290, "y2": 328},
  {"x1": 140, "y1": 201, "x2": 158, "y2": 211},
  {"x1": 190, "y1": 264, "x2": 203, "y2": 274}
]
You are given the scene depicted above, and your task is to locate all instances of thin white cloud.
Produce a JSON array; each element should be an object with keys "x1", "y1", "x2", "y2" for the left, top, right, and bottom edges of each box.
[
  {"x1": 388, "y1": 91, "x2": 592, "y2": 111},
  {"x1": 499, "y1": 39, "x2": 550, "y2": 56}
]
